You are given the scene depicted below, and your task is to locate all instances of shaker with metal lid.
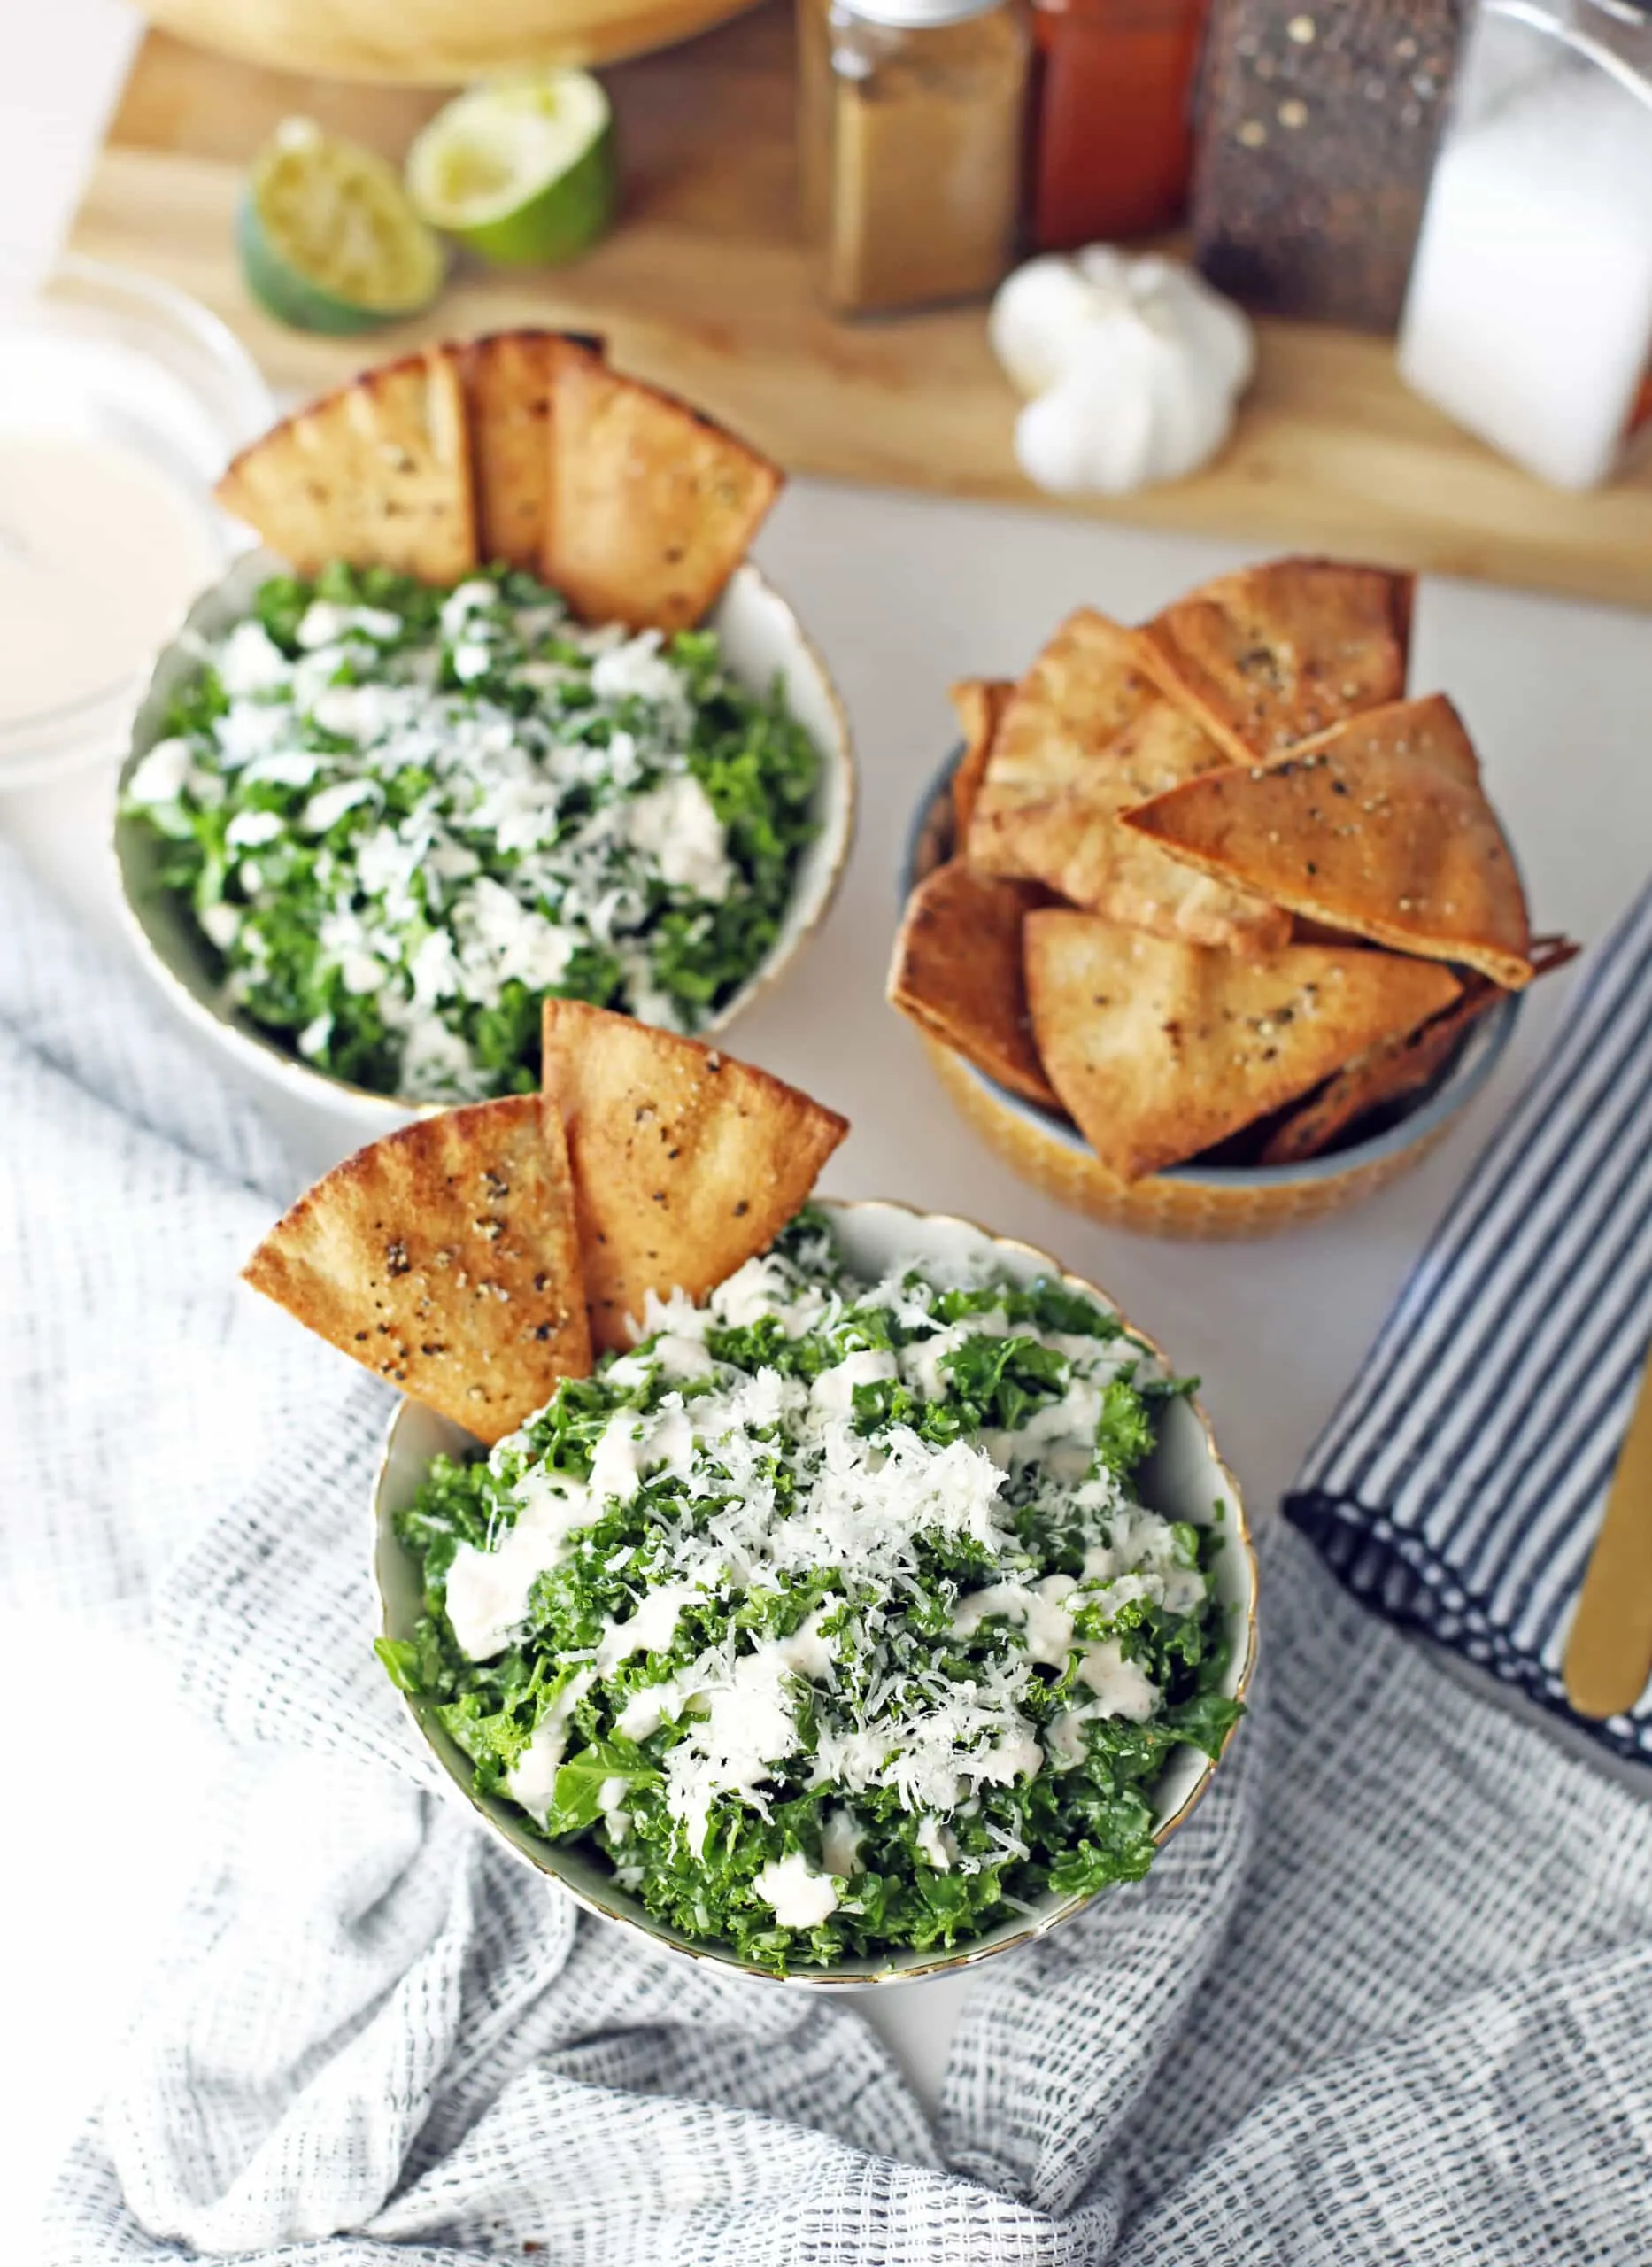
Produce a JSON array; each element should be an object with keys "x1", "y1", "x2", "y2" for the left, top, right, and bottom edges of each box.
[
  {"x1": 797, "y1": 0, "x2": 1031, "y2": 316},
  {"x1": 1398, "y1": 0, "x2": 1652, "y2": 489}
]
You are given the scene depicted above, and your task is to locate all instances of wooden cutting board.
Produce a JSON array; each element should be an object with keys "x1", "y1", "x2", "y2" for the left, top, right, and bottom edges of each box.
[{"x1": 68, "y1": 5, "x2": 1652, "y2": 609}]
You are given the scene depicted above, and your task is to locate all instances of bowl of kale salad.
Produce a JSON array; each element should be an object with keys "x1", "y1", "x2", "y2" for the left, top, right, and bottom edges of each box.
[
  {"x1": 113, "y1": 549, "x2": 853, "y2": 1125},
  {"x1": 374, "y1": 1198, "x2": 1255, "y2": 1986}
]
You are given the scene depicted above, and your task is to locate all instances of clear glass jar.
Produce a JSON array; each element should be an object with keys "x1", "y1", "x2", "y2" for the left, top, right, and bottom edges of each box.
[
  {"x1": 0, "y1": 253, "x2": 272, "y2": 786},
  {"x1": 798, "y1": 0, "x2": 1031, "y2": 316},
  {"x1": 1398, "y1": 0, "x2": 1652, "y2": 489}
]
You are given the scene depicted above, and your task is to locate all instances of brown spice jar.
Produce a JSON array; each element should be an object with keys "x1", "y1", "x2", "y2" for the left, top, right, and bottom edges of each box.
[{"x1": 799, "y1": 0, "x2": 1031, "y2": 316}]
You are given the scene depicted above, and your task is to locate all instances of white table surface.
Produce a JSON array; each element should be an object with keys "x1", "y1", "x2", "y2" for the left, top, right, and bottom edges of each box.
[
  {"x1": 11, "y1": 478, "x2": 1652, "y2": 2202},
  {"x1": 8, "y1": 1, "x2": 1652, "y2": 2244}
]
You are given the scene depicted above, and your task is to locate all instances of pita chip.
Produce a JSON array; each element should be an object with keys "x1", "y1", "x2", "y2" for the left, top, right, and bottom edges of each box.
[
  {"x1": 543, "y1": 343, "x2": 782, "y2": 631},
  {"x1": 1020, "y1": 696, "x2": 1291, "y2": 956},
  {"x1": 541, "y1": 1001, "x2": 849, "y2": 1350},
  {"x1": 964, "y1": 610, "x2": 1157, "y2": 877},
  {"x1": 1258, "y1": 978, "x2": 1499, "y2": 1165},
  {"x1": 949, "y1": 679, "x2": 1015, "y2": 844},
  {"x1": 462, "y1": 329, "x2": 587, "y2": 572},
  {"x1": 216, "y1": 346, "x2": 477, "y2": 582},
  {"x1": 959, "y1": 615, "x2": 1287, "y2": 954},
  {"x1": 1258, "y1": 933, "x2": 1576, "y2": 1163},
  {"x1": 242, "y1": 1095, "x2": 591, "y2": 1444},
  {"x1": 888, "y1": 862, "x2": 1059, "y2": 1110},
  {"x1": 1023, "y1": 910, "x2": 1462, "y2": 1180},
  {"x1": 1121, "y1": 694, "x2": 1534, "y2": 986},
  {"x1": 1290, "y1": 913, "x2": 1370, "y2": 948},
  {"x1": 1139, "y1": 557, "x2": 1413, "y2": 760},
  {"x1": 1527, "y1": 933, "x2": 1583, "y2": 981}
]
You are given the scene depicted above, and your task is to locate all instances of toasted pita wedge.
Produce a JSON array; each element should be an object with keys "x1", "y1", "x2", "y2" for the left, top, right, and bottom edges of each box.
[
  {"x1": 242, "y1": 1095, "x2": 590, "y2": 1443},
  {"x1": 216, "y1": 347, "x2": 476, "y2": 582},
  {"x1": 1121, "y1": 694, "x2": 1534, "y2": 987},
  {"x1": 1258, "y1": 933, "x2": 1578, "y2": 1163},
  {"x1": 949, "y1": 680, "x2": 1015, "y2": 844},
  {"x1": 1528, "y1": 933, "x2": 1583, "y2": 980},
  {"x1": 1139, "y1": 558, "x2": 1413, "y2": 760},
  {"x1": 542, "y1": 342, "x2": 782, "y2": 631},
  {"x1": 541, "y1": 1001, "x2": 848, "y2": 1349},
  {"x1": 888, "y1": 862, "x2": 1058, "y2": 1110},
  {"x1": 462, "y1": 330, "x2": 580, "y2": 572},
  {"x1": 1023, "y1": 697, "x2": 1292, "y2": 957},
  {"x1": 1023, "y1": 911, "x2": 1462, "y2": 1180},
  {"x1": 1259, "y1": 978, "x2": 1499, "y2": 1165},
  {"x1": 1290, "y1": 914, "x2": 1370, "y2": 948},
  {"x1": 960, "y1": 615, "x2": 1286, "y2": 954},
  {"x1": 964, "y1": 611, "x2": 1157, "y2": 876}
]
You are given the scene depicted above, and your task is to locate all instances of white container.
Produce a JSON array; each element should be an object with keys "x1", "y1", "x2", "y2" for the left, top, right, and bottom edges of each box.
[
  {"x1": 1399, "y1": 0, "x2": 1652, "y2": 491},
  {"x1": 373, "y1": 1195, "x2": 1257, "y2": 1989},
  {"x1": 113, "y1": 550, "x2": 858, "y2": 1132},
  {"x1": 0, "y1": 255, "x2": 273, "y2": 787}
]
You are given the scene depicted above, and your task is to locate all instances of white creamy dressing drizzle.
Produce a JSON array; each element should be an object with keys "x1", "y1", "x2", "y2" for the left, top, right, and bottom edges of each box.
[
  {"x1": 915, "y1": 1815, "x2": 960, "y2": 1872},
  {"x1": 1045, "y1": 1641, "x2": 1161, "y2": 1772},
  {"x1": 444, "y1": 1249, "x2": 1202, "y2": 1868},
  {"x1": 820, "y1": 1807, "x2": 864, "y2": 1878},
  {"x1": 623, "y1": 773, "x2": 735, "y2": 901},
  {"x1": 595, "y1": 1580, "x2": 703, "y2": 1675},
  {"x1": 952, "y1": 1574, "x2": 1080, "y2": 1666},
  {"x1": 504, "y1": 1670, "x2": 595, "y2": 1824},
  {"x1": 198, "y1": 902, "x2": 241, "y2": 952},
  {"x1": 444, "y1": 1467, "x2": 594, "y2": 1660},
  {"x1": 754, "y1": 1849, "x2": 840, "y2": 1929},
  {"x1": 125, "y1": 582, "x2": 742, "y2": 1093}
]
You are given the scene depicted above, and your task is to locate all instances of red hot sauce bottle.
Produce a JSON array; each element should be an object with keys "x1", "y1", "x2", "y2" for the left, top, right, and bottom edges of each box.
[{"x1": 1029, "y1": 0, "x2": 1209, "y2": 249}]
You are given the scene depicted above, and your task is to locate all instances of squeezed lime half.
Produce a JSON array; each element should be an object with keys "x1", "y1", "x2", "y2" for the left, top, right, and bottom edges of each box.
[
  {"x1": 405, "y1": 73, "x2": 616, "y2": 268},
  {"x1": 241, "y1": 117, "x2": 446, "y2": 335}
]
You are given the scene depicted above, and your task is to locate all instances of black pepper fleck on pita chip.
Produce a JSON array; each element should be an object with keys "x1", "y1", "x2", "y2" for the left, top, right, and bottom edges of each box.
[
  {"x1": 541, "y1": 1000, "x2": 847, "y2": 1351},
  {"x1": 243, "y1": 1095, "x2": 591, "y2": 1443}
]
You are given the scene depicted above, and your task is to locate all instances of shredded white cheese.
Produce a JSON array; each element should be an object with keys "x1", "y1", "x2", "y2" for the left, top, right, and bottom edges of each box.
[{"x1": 443, "y1": 1252, "x2": 1201, "y2": 1876}]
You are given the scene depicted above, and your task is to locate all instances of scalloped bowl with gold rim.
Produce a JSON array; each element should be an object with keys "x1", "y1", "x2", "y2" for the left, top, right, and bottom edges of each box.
[
  {"x1": 373, "y1": 1195, "x2": 1256, "y2": 1990},
  {"x1": 901, "y1": 754, "x2": 1518, "y2": 1242},
  {"x1": 112, "y1": 547, "x2": 856, "y2": 1132}
]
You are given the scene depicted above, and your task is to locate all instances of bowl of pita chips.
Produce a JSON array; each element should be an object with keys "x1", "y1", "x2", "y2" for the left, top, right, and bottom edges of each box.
[
  {"x1": 890, "y1": 558, "x2": 1576, "y2": 1240},
  {"x1": 242, "y1": 1003, "x2": 1254, "y2": 1985},
  {"x1": 114, "y1": 332, "x2": 853, "y2": 1127}
]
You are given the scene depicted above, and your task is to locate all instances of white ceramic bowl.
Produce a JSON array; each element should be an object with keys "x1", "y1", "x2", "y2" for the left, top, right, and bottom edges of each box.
[
  {"x1": 112, "y1": 552, "x2": 857, "y2": 1131},
  {"x1": 373, "y1": 1195, "x2": 1256, "y2": 1990}
]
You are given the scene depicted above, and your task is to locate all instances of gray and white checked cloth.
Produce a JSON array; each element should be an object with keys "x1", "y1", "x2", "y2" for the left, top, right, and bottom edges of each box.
[{"x1": 5, "y1": 839, "x2": 1650, "y2": 2265}]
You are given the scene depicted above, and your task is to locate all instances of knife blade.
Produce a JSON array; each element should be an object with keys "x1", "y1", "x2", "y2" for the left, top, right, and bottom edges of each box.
[{"x1": 1563, "y1": 1330, "x2": 1652, "y2": 1721}]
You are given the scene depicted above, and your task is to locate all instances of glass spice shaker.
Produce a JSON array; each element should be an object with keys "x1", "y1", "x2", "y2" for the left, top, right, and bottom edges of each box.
[
  {"x1": 1028, "y1": 0, "x2": 1209, "y2": 251},
  {"x1": 798, "y1": 0, "x2": 1031, "y2": 316},
  {"x1": 1398, "y1": 0, "x2": 1652, "y2": 489}
]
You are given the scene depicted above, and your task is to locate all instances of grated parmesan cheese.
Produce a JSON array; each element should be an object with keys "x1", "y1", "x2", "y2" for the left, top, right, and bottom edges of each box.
[
  {"x1": 133, "y1": 564, "x2": 804, "y2": 1103},
  {"x1": 400, "y1": 1219, "x2": 1231, "y2": 1963}
]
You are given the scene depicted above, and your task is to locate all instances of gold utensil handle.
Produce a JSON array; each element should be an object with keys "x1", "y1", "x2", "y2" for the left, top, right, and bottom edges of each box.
[{"x1": 1563, "y1": 1333, "x2": 1652, "y2": 1721}]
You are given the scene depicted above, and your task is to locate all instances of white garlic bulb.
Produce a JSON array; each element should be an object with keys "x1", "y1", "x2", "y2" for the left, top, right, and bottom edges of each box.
[{"x1": 990, "y1": 249, "x2": 1256, "y2": 498}]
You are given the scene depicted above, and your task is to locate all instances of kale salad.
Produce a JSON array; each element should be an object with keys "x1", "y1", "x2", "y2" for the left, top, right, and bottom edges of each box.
[
  {"x1": 123, "y1": 562, "x2": 821, "y2": 1100},
  {"x1": 382, "y1": 1211, "x2": 1242, "y2": 1972}
]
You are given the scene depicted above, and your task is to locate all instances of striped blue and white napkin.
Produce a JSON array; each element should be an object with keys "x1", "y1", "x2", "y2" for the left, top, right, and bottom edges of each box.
[{"x1": 1285, "y1": 882, "x2": 1652, "y2": 1760}]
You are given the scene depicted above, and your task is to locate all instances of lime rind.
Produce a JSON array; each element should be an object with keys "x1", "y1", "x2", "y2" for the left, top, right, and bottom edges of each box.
[
  {"x1": 406, "y1": 74, "x2": 616, "y2": 269},
  {"x1": 242, "y1": 118, "x2": 445, "y2": 336}
]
